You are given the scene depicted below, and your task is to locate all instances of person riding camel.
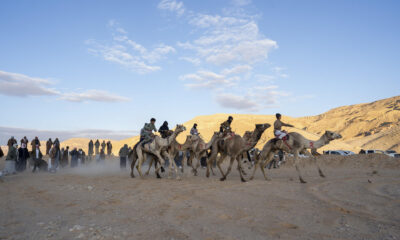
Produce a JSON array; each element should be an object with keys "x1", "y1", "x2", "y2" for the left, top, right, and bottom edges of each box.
[
  {"x1": 190, "y1": 123, "x2": 199, "y2": 136},
  {"x1": 220, "y1": 116, "x2": 234, "y2": 138},
  {"x1": 158, "y1": 121, "x2": 170, "y2": 139},
  {"x1": 140, "y1": 118, "x2": 157, "y2": 145},
  {"x1": 274, "y1": 113, "x2": 294, "y2": 140}
]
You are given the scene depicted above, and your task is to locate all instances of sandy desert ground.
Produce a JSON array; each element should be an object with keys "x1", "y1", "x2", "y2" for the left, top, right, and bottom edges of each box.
[{"x1": 0, "y1": 154, "x2": 399, "y2": 240}]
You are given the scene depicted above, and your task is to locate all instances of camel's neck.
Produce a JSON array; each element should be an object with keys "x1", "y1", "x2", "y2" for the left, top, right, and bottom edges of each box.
[
  {"x1": 162, "y1": 130, "x2": 180, "y2": 146},
  {"x1": 248, "y1": 128, "x2": 265, "y2": 146},
  {"x1": 307, "y1": 134, "x2": 330, "y2": 149},
  {"x1": 205, "y1": 135, "x2": 218, "y2": 149}
]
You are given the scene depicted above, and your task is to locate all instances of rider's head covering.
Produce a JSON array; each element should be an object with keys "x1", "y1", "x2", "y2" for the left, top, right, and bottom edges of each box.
[
  {"x1": 150, "y1": 118, "x2": 156, "y2": 122},
  {"x1": 276, "y1": 113, "x2": 281, "y2": 119}
]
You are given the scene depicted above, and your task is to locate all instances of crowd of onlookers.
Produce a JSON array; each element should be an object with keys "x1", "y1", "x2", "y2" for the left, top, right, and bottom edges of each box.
[{"x1": 0, "y1": 136, "x2": 131, "y2": 176}]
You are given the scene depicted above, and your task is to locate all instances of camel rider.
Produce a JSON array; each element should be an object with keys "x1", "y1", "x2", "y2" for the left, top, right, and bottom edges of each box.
[
  {"x1": 190, "y1": 123, "x2": 199, "y2": 136},
  {"x1": 220, "y1": 116, "x2": 233, "y2": 136},
  {"x1": 274, "y1": 113, "x2": 294, "y2": 139},
  {"x1": 158, "y1": 121, "x2": 170, "y2": 138},
  {"x1": 140, "y1": 118, "x2": 157, "y2": 144}
]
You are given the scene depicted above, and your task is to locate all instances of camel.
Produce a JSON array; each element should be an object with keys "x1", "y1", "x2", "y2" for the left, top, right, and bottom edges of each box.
[
  {"x1": 206, "y1": 123, "x2": 271, "y2": 182},
  {"x1": 131, "y1": 124, "x2": 186, "y2": 179},
  {"x1": 250, "y1": 130, "x2": 342, "y2": 183},
  {"x1": 187, "y1": 132, "x2": 224, "y2": 176},
  {"x1": 130, "y1": 135, "x2": 197, "y2": 178}
]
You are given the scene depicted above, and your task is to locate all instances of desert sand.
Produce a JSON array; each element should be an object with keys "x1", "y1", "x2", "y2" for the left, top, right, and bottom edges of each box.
[{"x1": 1, "y1": 154, "x2": 399, "y2": 240}]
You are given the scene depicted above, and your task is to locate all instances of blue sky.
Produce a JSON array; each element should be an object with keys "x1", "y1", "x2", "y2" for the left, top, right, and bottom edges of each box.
[{"x1": 0, "y1": 0, "x2": 399, "y2": 140}]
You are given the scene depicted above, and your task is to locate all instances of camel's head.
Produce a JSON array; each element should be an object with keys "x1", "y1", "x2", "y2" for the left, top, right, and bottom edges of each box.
[
  {"x1": 175, "y1": 124, "x2": 186, "y2": 133},
  {"x1": 324, "y1": 131, "x2": 342, "y2": 141},
  {"x1": 255, "y1": 123, "x2": 271, "y2": 131},
  {"x1": 211, "y1": 131, "x2": 224, "y2": 139}
]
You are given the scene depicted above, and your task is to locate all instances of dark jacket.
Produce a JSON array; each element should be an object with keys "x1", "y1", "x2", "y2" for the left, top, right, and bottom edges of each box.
[
  {"x1": 119, "y1": 145, "x2": 129, "y2": 157},
  {"x1": 18, "y1": 147, "x2": 30, "y2": 160},
  {"x1": 159, "y1": 124, "x2": 170, "y2": 138},
  {"x1": 7, "y1": 138, "x2": 17, "y2": 148},
  {"x1": 31, "y1": 149, "x2": 43, "y2": 160},
  {"x1": 6, "y1": 146, "x2": 17, "y2": 161}
]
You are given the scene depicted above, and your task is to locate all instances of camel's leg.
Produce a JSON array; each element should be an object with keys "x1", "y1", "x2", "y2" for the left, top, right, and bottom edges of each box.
[
  {"x1": 169, "y1": 153, "x2": 180, "y2": 180},
  {"x1": 209, "y1": 157, "x2": 216, "y2": 176},
  {"x1": 189, "y1": 153, "x2": 198, "y2": 176},
  {"x1": 236, "y1": 154, "x2": 247, "y2": 182},
  {"x1": 216, "y1": 154, "x2": 227, "y2": 179},
  {"x1": 206, "y1": 150, "x2": 218, "y2": 178},
  {"x1": 181, "y1": 153, "x2": 186, "y2": 173},
  {"x1": 293, "y1": 150, "x2": 306, "y2": 183},
  {"x1": 220, "y1": 155, "x2": 234, "y2": 181},
  {"x1": 162, "y1": 151, "x2": 174, "y2": 179},
  {"x1": 249, "y1": 157, "x2": 260, "y2": 181},
  {"x1": 260, "y1": 152, "x2": 275, "y2": 181},
  {"x1": 194, "y1": 153, "x2": 202, "y2": 176},
  {"x1": 130, "y1": 154, "x2": 137, "y2": 178},
  {"x1": 153, "y1": 152, "x2": 166, "y2": 179},
  {"x1": 136, "y1": 149, "x2": 145, "y2": 178},
  {"x1": 305, "y1": 150, "x2": 325, "y2": 178},
  {"x1": 145, "y1": 155, "x2": 153, "y2": 175}
]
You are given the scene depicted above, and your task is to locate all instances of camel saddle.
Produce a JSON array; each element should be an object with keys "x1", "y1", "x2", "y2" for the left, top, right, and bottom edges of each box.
[{"x1": 272, "y1": 134, "x2": 291, "y2": 150}]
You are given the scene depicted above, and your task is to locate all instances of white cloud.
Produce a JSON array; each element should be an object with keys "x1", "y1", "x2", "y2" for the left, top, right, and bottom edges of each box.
[
  {"x1": 87, "y1": 22, "x2": 175, "y2": 74},
  {"x1": 0, "y1": 70, "x2": 130, "y2": 103},
  {"x1": 181, "y1": 70, "x2": 239, "y2": 89},
  {"x1": 183, "y1": 16, "x2": 278, "y2": 66},
  {"x1": 60, "y1": 90, "x2": 130, "y2": 103},
  {"x1": 221, "y1": 65, "x2": 252, "y2": 75},
  {"x1": 157, "y1": 0, "x2": 185, "y2": 16},
  {"x1": 215, "y1": 93, "x2": 258, "y2": 111},
  {"x1": 179, "y1": 57, "x2": 201, "y2": 65},
  {"x1": 232, "y1": 0, "x2": 252, "y2": 6},
  {"x1": 0, "y1": 70, "x2": 59, "y2": 97}
]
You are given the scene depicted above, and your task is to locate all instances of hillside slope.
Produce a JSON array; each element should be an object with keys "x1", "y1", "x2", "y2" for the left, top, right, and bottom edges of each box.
[{"x1": 55, "y1": 95, "x2": 399, "y2": 154}]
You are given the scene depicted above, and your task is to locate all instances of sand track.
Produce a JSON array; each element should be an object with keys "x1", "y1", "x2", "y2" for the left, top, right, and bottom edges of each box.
[{"x1": 0, "y1": 156, "x2": 399, "y2": 240}]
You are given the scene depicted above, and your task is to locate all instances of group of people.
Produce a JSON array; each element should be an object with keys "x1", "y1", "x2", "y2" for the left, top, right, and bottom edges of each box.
[
  {"x1": 88, "y1": 139, "x2": 113, "y2": 158},
  {"x1": 135, "y1": 113, "x2": 293, "y2": 168},
  {"x1": 1, "y1": 113, "x2": 294, "y2": 176},
  {"x1": 1, "y1": 137, "x2": 91, "y2": 175}
]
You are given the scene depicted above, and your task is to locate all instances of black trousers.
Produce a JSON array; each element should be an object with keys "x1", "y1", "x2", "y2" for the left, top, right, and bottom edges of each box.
[{"x1": 120, "y1": 156, "x2": 127, "y2": 169}]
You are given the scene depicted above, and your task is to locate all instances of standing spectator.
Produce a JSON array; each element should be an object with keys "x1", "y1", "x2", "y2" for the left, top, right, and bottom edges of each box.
[
  {"x1": 88, "y1": 140, "x2": 94, "y2": 160},
  {"x1": 31, "y1": 145, "x2": 46, "y2": 172},
  {"x1": 20, "y1": 136, "x2": 29, "y2": 145},
  {"x1": 46, "y1": 138, "x2": 53, "y2": 155},
  {"x1": 49, "y1": 143, "x2": 60, "y2": 173},
  {"x1": 78, "y1": 148, "x2": 86, "y2": 165},
  {"x1": 98, "y1": 149, "x2": 106, "y2": 164},
  {"x1": 70, "y1": 148, "x2": 79, "y2": 168},
  {"x1": 3, "y1": 143, "x2": 17, "y2": 175},
  {"x1": 60, "y1": 146, "x2": 69, "y2": 167},
  {"x1": 7, "y1": 136, "x2": 17, "y2": 150},
  {"x1": 31, "y1": 136, "x2": 40, "y2": 151},
  {"x1": 95, "y1": 139, "x2": 100, "y2": 155},
  {"x1": 106, "y1": 141, "x2": 112, "y2": 156},
  {"x1": 119, "y1": 144, "x2": 129, "y2": 169},
  {"x1": 17, "y1": 143, "x2": 30, "y2": 172},
  {"x1": 101, "y1": 140, "x2": 106, "y2": 152},
  {"x1": 54, "y1": 138, "x2": 60, "y2": 146}
]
